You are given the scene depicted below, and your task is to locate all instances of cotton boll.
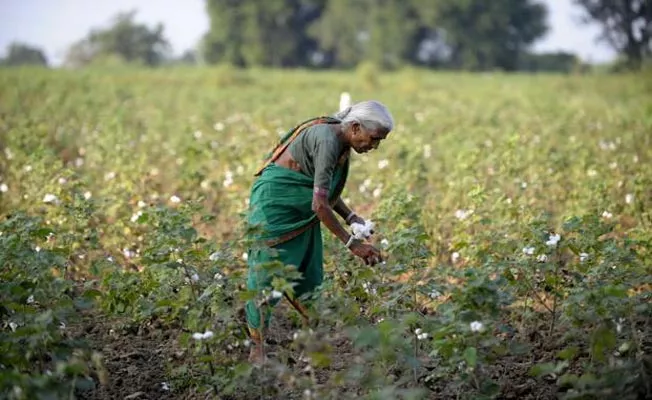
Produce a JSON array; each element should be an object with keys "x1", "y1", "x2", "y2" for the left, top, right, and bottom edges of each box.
[
  {"x1": 339, "y1": 92, "x2": 351, "y2": 111},
  {"x1": 351, "y1": 220, "x2": 374, "y2": 239}
]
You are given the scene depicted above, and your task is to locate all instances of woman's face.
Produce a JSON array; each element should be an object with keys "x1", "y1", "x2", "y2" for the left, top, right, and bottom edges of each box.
[{"x1": 349, "y1": 123, "x2": 390, "y2": 154}]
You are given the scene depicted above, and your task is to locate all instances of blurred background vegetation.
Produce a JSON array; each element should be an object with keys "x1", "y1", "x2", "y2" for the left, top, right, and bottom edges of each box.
[{"x1": 1, "y1": 0, "x2": 650, "y2": 74}]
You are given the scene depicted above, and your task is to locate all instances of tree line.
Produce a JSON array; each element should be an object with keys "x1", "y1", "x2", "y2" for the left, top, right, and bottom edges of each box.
[{"x1": 2, "y1": 0, "x2": 650, "y2": 71}]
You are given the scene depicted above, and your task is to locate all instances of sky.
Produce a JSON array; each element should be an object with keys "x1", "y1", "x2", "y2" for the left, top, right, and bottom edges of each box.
[{"x1": 0, "y1": 0, "x2": 617, "y2": 66}]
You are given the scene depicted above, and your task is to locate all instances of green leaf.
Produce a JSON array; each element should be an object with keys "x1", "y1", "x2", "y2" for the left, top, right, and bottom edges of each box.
[
  {"x1": 590, "y1": 326, "x2": 616, "y2": 362},
  {"x1": 463, "y1": 346, "x2": 477, "y2": 368},
  {"x1": 32, "y1": 228, "x2": 55, "y2": 239},
  {"x1": 74, "y1": 297, "x2": 95, "y2": 310},
  {"x1": 557, "y1": 346, "x2": 578, "y2": 360},
  {"x1": 529, "y1": 362, "x2": 555, "y2": 377},
  {"x1": 83, "y1": 289, "x2": 102, "y2": 299}
]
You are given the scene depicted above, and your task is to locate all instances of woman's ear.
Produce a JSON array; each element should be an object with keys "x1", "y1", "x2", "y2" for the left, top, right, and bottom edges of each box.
[{"x1": 351, "y1": 122, "x2": 361, "y2": 136}]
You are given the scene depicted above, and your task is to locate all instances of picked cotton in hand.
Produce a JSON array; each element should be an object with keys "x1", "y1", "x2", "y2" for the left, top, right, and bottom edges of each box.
[{"x1": 351, "y1": 220, "x2": 375, "y2": 240}]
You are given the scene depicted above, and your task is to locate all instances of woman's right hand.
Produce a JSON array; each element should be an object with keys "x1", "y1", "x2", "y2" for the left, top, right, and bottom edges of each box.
[{"x1": 349, "y1": 241, "x2": 383, "y2": 266}]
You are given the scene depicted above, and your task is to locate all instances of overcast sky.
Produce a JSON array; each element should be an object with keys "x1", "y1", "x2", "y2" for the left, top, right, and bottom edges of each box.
[{"x1": 0, "y1": 0, "x2": 616, "y2": 66}]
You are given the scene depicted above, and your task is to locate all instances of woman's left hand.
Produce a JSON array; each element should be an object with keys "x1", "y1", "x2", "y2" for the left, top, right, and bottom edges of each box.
[{"x1": 348, "y1": 214, "x2": 366, "y2": 226}]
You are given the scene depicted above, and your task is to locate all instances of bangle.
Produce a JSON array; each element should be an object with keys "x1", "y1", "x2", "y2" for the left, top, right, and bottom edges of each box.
[
  {"x1": 345, "y1": 234, "x2": 355, "y2": 248},
  {"x1": 345, "y1": 212, "x2": 357, "y2": 224}
]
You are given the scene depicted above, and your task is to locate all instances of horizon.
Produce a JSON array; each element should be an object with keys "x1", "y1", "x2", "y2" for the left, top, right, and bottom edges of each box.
[{"x1": 0, "y1": 0, "x2": 617, "y2": 66}]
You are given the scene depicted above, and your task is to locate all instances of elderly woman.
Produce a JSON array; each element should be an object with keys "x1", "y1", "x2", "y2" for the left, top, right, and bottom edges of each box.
[{"x1": 244, "y1": 100, "x2": 393, "y2": 364}]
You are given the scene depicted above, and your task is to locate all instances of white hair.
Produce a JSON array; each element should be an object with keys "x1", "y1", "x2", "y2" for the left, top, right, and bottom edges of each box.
[{"x1": 334, "y1": 100, "x2": 394, "y2": 133}]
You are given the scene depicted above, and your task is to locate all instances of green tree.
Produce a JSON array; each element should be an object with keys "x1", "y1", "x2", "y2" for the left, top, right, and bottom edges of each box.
[
  {"x1": 64, "y1": 10, "x2": 170, "y2": 67},
  {"x1": 573, "y1": 0, "x2": 651, "y2": 69},
  {"x1": 202, "y1": 0, "x2": 247, "y2": 66},
  {"x1": 202, "y1": 0, "x2": 326, "y2": 67},
  {"x1": 1, "y1": 43, "x2": 48, "y2": 67},
  {"x1": 432, "y1": 0, "x2": 549, "y2": 71},
  {"x1": 311, "y1": 0, "x2": 418, "y2": 69}
]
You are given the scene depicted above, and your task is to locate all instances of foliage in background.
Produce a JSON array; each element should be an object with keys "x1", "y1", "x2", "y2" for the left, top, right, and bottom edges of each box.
[{"x1": 0, "y1": 68, "x2": 651, "y2": 399}]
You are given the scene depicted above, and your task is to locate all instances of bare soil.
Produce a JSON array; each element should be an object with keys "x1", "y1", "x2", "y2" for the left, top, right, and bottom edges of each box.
[{"x1": 70, "y1": 304, "x2": 650, "y2": 400}]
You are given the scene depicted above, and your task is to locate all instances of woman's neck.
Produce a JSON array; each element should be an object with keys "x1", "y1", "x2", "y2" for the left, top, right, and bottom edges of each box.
[{"x1": 334, "y1": 124, "x2": 350, "y2": 148}]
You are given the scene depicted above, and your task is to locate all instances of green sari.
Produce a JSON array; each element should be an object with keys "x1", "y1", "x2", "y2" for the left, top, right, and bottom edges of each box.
[{"x1": 245, "y1": 117, "x2": 349, "y2": 330}]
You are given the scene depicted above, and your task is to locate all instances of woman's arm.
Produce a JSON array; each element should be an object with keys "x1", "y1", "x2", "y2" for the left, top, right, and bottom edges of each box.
[
  {"x1": 313, "y1": 189, "x2": 381, "y2": 265},
  {"x1": 333, "y1": 197, "x2": 352, "y2": 222},
  {"x1": 334, "y1": 197, "x2": 364, "y2": 225}
]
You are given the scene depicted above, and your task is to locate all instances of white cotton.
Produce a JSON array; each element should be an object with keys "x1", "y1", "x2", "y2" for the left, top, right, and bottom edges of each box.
[
  {"x1": 214, "y1": 122, "x2": 225, "y2": 131},
  {"x1": 130, "y1": 211, "x2": 143, "y2": 223},
  {"x1": 414, "y1": 328, "x2": 422, "y2": 335},
  {"x1": 170, "y1": 195, "x2": 181, "y2": 203},
  {"x1": 522, "y1": 246, "x2": 535, "y2": 255},
  {"x1": 580, "y1": 253, "x2": 589, "y2": 263},
  {"x1": 242, "y1": 252, "x2": 248, "y2": 261},
  {"x1": 423, "y1": 144, "x2": 431, "y2": 159},
  {"x1": 545, "y1": 233, "x2": 561, "y2": 247},
  {"x1": 380, "y1": 238, "x2": 389, "y2": 248},
  {"x1": 271, "y1": 290, "x2": 283, "y2": 299},
  {"x1": 43, "y1": 194, "x2": 59, "y2": 204},
  {"x1": 58, "y1": 177, "x2": 67, "y2": 185},
  {"x1": 625, "y1": 194, "x2": 634, "y2": 204},
  {"x1": 351, "y1": 220, "x2": 374, "y2": 239},
  {"x1": 137, "y1": 200, "x2": 146, "y2": 208},
  {"x1": 455, "y1": 209, "x2": 472, "y2": 220},
  {"x1": 190, "y1": 273, "x2": 199, "y2": 282},
  {"x1": 26, "y1": 295, "x2": 34, "y2": 304},
  {"x1": 83, "y1": 191, "x2": 92, "y2": 200},
  {"x1": 104, "y1": 172, "x2": 116, "y2": 181},
  {"x1": 9, "y1": 322, "x2": 17, "y2": 332},
  {"x1": 602, "y1": 211, "x2": 613, "y2": 219},
  {"x1": 451, "y1": 252, "x2": 460, "y2": 263},
  {"x1": 339, "y1": 92, "x2": 351, "y2": 112},
  {"x1": 223, "y1": 171, "x2": 234, "y2": 188},
  {"x1": 194, "y1": 130, "x2": 203, "y2": 139},
  {"x1": 470, "y1": 321, "x2": 484, "y2": 332},
  {"x1": 0, "y1": 183, "x2": 7, "y2": 193},
  {"x1": 377, "y1": 159, "x2": 389, "y2": 169},
  {"x1": 429, "y1": 290, "x2": 441, "y2": 299},
  {"x1": 192, "y1": 332, "x2": 204, "y2": 340},
  {"x1": 209, "y1": 252, "x2": 221, "y2": 261}
]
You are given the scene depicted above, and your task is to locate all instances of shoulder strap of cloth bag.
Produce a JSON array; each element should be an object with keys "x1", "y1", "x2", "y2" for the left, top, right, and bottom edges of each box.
[{"x1": 254, "y1": 116, "x2": 341, "y2": 176}]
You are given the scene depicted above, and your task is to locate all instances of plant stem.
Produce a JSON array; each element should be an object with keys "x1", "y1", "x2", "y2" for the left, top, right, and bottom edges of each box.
[
  {"x1": 203, "y1": 343, "x2": 220, "y2": 395},
  {"x1": 521, "y1": 268, "x2": 553, "y2": 314},
  {"x1": 413, "y1": 287, "x2": 418, "y2": 383},
  {"x1": 549, "y1": 252, "x2": 560, "y2": 336}
]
